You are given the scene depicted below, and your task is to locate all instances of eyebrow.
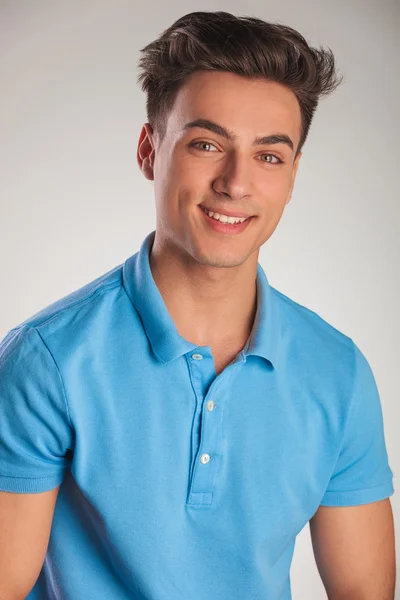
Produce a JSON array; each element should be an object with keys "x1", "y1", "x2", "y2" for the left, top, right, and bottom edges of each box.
[{"x1": 183, "y1": 118, "x2": 294, "y2": 153}]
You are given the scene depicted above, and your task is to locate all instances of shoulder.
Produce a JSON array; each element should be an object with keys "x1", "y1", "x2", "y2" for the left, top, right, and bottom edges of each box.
[
  {"x1": 0, "y1": 261, "x2": 129, "y2": 355},
  {"x1": 271, "y1": 285, "x2": 357, "y2": 389},
  {"x1": 272, "y1": 285, "x2": 354, "y2": 349}
]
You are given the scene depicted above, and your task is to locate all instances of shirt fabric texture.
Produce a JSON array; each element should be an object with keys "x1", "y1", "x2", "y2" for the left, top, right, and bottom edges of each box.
[{"x1": 0, "y1": 230, "x2": 394, "y2": 600}]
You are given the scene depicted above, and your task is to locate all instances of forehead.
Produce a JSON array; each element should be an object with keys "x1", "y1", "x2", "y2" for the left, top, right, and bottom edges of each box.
[{"x1": 166, "y1": 70, "x2": 302, "y2": 143}]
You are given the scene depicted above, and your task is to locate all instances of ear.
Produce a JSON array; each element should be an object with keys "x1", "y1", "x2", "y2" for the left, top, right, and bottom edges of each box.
[
  {"x1": 137, "y1": 123, "x2": 156, "y2": 181},
  {"x1": 285, "y1": 151, "x2": 302, "y2": 206}
]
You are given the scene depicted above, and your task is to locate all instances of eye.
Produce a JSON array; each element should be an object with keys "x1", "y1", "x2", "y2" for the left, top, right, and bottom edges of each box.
[
  {"x1": 190, "y1": 142, "x2": 283, "y2": 165},
  {"x1": 190, "y1": 141, "x2": 219, "y2": 152},
  {"x1": 258, "y1": 153, "x2": 283, "y2": 165}
]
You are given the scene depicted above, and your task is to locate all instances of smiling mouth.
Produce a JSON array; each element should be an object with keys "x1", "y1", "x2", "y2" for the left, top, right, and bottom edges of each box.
[{"x1": 199, "y1": 204, "x2": 254, "y2": 224}]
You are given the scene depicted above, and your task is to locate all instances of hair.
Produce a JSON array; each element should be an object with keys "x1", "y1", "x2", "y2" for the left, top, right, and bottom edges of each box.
[{"x1": 137, "y1": 11, "x2": 344, "y2": 157}]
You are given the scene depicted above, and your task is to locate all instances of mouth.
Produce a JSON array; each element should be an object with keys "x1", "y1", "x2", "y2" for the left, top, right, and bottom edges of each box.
[
  {"x1": 198, "y1": 203, "x2": 255, "y2": 235},
  {"x1": 199, "y1": 204, "x2": 254, "y2": 224}
]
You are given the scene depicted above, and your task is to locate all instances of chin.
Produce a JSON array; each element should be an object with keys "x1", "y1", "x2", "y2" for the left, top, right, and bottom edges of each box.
[{"x1": 190, "y1": 243, "x2": 249, "y2": 269}]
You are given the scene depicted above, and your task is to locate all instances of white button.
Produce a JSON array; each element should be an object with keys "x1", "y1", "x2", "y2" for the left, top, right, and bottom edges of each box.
[
  {"x1": 207, "y1": 400, "x2": 215, "y2": 411},
  {"x1": 200, "y1": 453, "x2": 210, "y2": 464},
  {"x1": 191, "y1": 353, "x2": 203, "y2": 360}
]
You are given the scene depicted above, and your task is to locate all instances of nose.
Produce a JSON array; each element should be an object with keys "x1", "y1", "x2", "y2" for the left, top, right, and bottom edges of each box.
[{"x1": 212, "y1": 151, "x2": 252, "y2": 202}]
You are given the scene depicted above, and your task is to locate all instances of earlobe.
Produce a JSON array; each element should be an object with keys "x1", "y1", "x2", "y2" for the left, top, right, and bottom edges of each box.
[{"x1": 142, "y1": 154, "x2": 155, "y2": 181}]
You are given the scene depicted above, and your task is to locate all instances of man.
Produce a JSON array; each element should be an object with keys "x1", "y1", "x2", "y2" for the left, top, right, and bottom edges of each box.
[{"x1": 0, "y1": 10, "x2": 396, "y2": 600}]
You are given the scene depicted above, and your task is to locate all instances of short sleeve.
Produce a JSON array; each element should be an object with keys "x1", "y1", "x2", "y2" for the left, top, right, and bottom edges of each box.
[
  {"x1": 320, "y1": 340, "x2": 394, "y2": 506},
  {"x1": 0, "y1": 325, "x2": 74, "y2": 493}
]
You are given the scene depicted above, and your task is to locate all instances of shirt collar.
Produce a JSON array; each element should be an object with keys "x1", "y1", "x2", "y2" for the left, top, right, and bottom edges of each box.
[{"x1": 122, "y1": 230, "x2": 281, "y2": 369}]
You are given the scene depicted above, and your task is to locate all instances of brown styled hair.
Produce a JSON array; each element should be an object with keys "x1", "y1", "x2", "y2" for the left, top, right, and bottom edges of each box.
[{"x1": 137, "y1": 11, "x2": 344, "y2": 157}]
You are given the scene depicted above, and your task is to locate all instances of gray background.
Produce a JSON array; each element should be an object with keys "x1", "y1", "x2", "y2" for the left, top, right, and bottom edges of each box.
[{"x1": 0, "y1": 1, "x2": 399, "y2": 597}]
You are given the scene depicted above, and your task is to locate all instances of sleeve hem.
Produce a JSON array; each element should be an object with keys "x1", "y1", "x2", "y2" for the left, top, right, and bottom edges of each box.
[
  {"x1": 0, "y1": 473, "x2": 65, "y2": 493},
  {"x1": 319, "y1": 479, "x2": 394, "y2": 506}
]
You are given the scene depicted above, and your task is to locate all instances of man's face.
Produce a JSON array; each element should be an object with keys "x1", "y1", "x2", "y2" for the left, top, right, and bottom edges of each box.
[{"x1": 138, "y1": 70, "x2": 302, "y2": 268}]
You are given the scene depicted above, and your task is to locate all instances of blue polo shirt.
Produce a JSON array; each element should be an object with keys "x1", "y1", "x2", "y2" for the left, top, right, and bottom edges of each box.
[{"x1": 0, "y1": 230, "x2": 394, "y2": 600}]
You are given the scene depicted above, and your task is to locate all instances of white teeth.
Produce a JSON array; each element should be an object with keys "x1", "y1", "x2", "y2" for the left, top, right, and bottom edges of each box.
[{"x1": 201, "y1": 205, "x2": 248, "y2": 224}]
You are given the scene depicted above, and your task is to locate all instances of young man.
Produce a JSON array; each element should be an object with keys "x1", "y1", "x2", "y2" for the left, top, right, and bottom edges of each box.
[{"x1": 0, "y1": 11, "x2": 396, "y2": 600}]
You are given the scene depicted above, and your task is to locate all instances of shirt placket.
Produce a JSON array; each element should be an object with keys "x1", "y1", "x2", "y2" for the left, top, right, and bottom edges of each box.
[{"x1": 185, "y1": 347, "x2": 243, "y2": 508}]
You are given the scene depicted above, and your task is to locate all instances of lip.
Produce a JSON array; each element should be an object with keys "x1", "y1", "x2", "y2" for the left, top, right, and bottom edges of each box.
[
  {"x1": 199, "y1": 204, "x2": 254, "y2": 235},
  {"x1": 199, "y1": 203, "x2": 253, "y2": 219}
]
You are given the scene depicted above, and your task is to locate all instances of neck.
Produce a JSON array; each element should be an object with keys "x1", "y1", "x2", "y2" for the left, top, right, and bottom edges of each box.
[{"x1": 149, "y1": 235, "x2": 259, "y2": 348}]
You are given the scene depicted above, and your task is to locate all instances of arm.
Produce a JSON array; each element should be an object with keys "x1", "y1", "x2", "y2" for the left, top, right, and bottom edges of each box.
[
  {"x1": 309, "y1": 498, "x2": 396, "y2": 599},
  {"x1": 0, "y1": 326, "x2": 74, "y2": 598},
  {"x1": 0, "y1": 487, "x2": 60, "y2": 600}
]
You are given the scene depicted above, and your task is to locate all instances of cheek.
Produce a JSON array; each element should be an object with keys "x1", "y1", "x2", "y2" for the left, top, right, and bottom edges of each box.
[
  {"x1": 176, "y1": 160, "x2": 211, "y2": 191},
  {"x1": 255, "y1": 175, "x2": 293, "y2": 231},
  {"x1": 154, "y1": 177, "x2": 194, "y2": 230},
  {"x1": 153, "y1": 149, "x2": 183, "y2": 200},
  {"x1": 161, "y1": 163, "x2": 206, "y2": 210},
  {"x1": 258, "y1": 172, "x2": 292, "y2": 205}
]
